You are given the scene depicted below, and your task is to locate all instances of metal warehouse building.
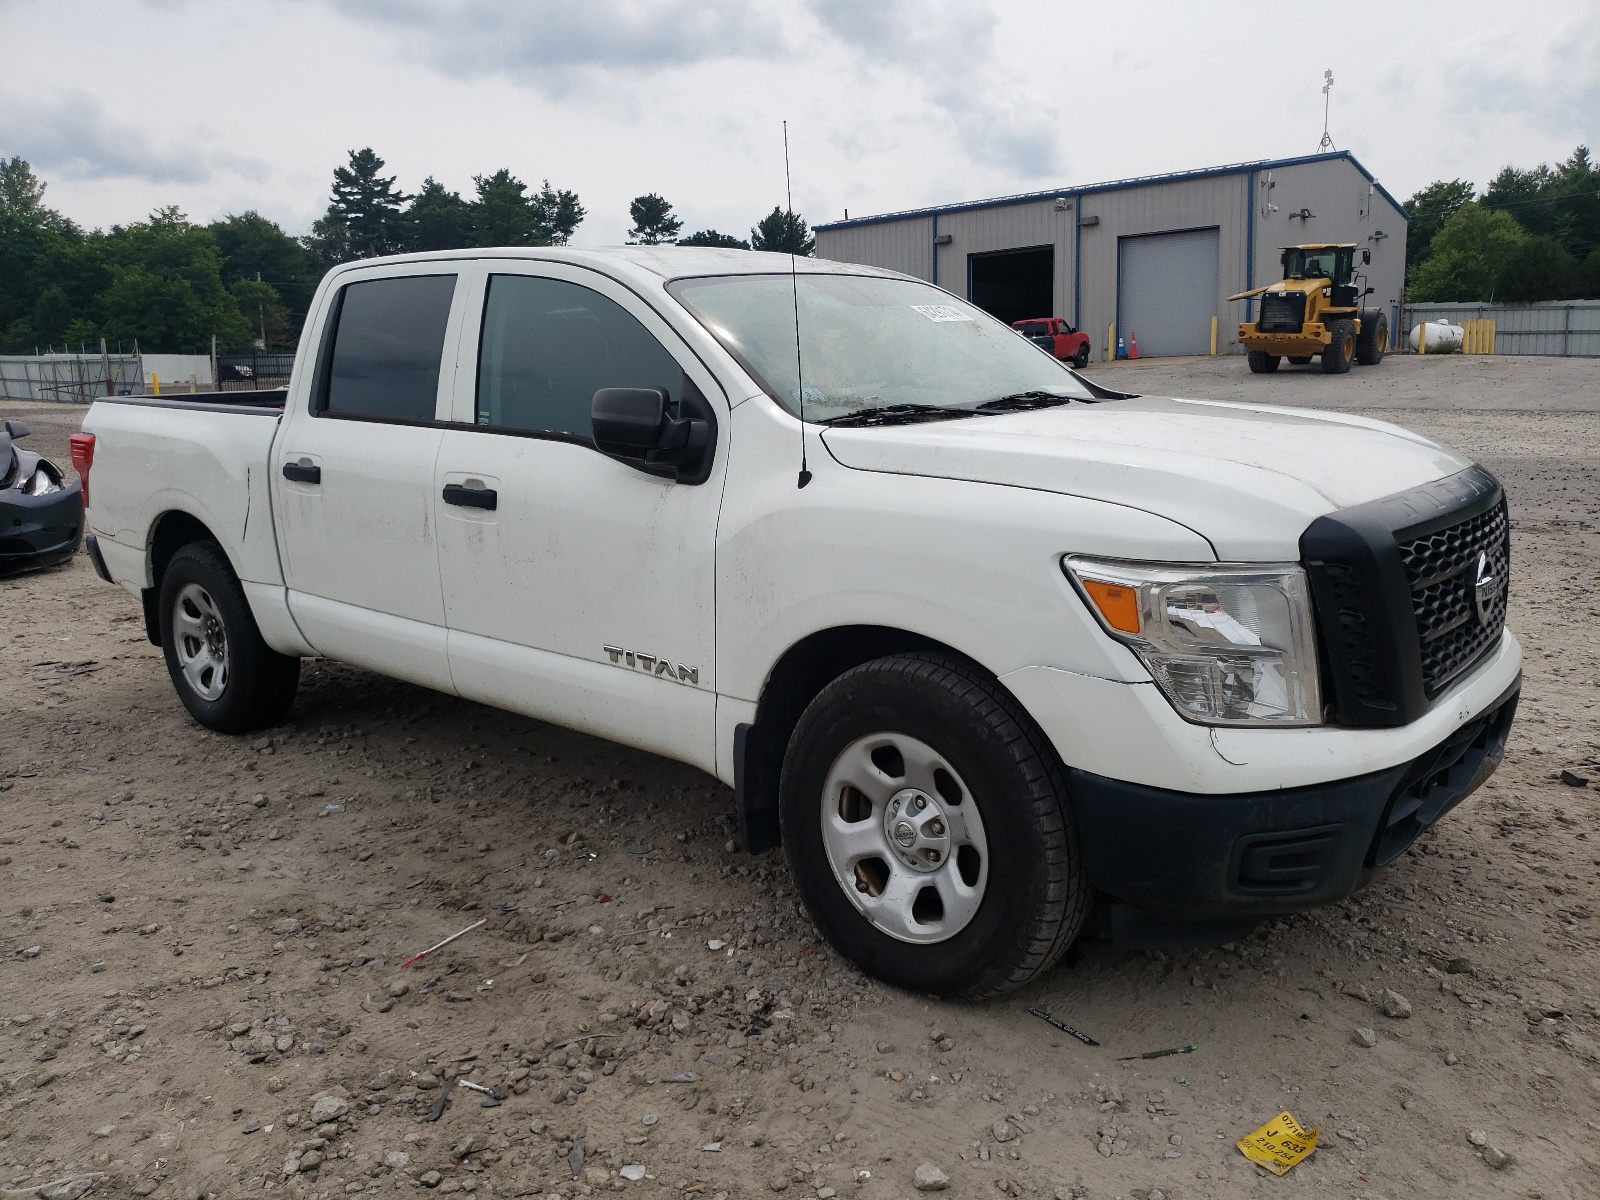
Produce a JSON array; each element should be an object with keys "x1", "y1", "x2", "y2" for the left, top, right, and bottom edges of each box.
[{"x1": 814, "y1": 150, "x2": 1408, "y2": 359}]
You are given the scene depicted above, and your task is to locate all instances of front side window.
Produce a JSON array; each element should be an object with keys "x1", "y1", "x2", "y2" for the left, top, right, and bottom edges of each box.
[
  {"x1": 476, "y1": 274, "x2": 683, "y2": 439},
  {"x1": 323, "y1": 274, "x2": 457, "y2": 421},
  {"x1": 669, "y1": 273, "x2": 1094, "y2": 422}
]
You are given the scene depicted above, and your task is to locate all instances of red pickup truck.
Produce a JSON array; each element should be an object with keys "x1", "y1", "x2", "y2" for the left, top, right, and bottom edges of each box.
[{"x1": 1013, "y1": 318, "x2": 1091, "y2": 368}]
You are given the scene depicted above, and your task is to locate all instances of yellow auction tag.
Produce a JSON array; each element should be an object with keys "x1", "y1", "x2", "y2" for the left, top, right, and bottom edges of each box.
[{"x1": 1236, "y1": 1111, "x2": 1318, "y2": 1176}]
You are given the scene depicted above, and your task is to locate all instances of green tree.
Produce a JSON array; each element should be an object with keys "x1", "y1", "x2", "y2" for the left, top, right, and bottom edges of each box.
[
  {"x1": 0, "y1": 155, "x2": 48, "y2": 215},
  {"x1": 1406, "y1": 204, "x2": 1527, "y2": 302},
  {"x1": 470, "y1": 170, "x2": 541, "y2": 246},
  {"x1": 532, "y1": 180, "x2": 585, "y2": 245},
  {"x1": 209, "y1": 211, "x2": 316, "y2": 330},
  {"x1": 751, "y1": 207, "x2": 814, "y2": 255},
  {"x1": 627, "y1": 193, "x2": 682, "y2": 244},
  {"x1": 1483, "y1": 147, "x2": 1600, "y2": 263},
  {"x1": 1495, "y1": 235, "x2": 1581, "y2": 302},
  {"x1": 98, "y1": 207, "x2": 251, "y2": 351},
  {"x1": 229, "y1": 277, "x2": 294, "y2": 350},
  {"x1": 678, "y1": 229, "x2": 750, "y2": 249},
  {"x1": 303, "y1": 148, "x2": 410, "y2": 266},
  {"x1": 404, "y1": 178, "x2": 473, "y2": 252},
  {"x1": 1403, "y1": 179, "x2": 1475, "y2": 268}
]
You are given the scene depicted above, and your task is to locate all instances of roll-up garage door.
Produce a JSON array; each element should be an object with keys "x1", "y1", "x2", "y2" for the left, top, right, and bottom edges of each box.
[{"x1": 1117, "y1": 228, "x2": 1219, "y2": 357}]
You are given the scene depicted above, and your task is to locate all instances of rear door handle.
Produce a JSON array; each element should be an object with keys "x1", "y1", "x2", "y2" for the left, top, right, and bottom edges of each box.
[
  {"x1": 282, "y1": 461, "x2": 321, "y2": 484},
  {"x1": 443, "y1": 483, "x2": 497, "y2": 510}
]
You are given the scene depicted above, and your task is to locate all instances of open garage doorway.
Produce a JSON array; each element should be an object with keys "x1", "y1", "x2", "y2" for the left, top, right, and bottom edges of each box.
[{"x1": 968, "y1": 246, "x2": 1053, "y2": 326}]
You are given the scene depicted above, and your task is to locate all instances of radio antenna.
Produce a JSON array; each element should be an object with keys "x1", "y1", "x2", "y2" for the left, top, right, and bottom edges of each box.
[{"x1": 785, "y1": 120, "x2": 812, "y2": 489}]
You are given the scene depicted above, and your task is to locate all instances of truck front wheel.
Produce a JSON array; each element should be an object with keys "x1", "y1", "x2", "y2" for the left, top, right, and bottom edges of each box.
[
  {"x1": 158, "y1": 542, "x2": 300, "y2": 734},
  {"x1": 1072, "y1": 344, "x2": 1090, "y2": 368},
  {"x1": 780, "y1": 653, "x2": 1090, "y2": 998},
  {"x1": 1247, "y1": 350, "x2": 1280, "y2": 373}
]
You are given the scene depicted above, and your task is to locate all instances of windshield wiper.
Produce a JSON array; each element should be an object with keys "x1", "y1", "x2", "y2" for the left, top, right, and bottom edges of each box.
[
  {"x1": 972, "y1": 390, "x2": 1081, "y2": 412},
  {"x1": 818, "y1": 404, "x2": 980, "y2": 428}
]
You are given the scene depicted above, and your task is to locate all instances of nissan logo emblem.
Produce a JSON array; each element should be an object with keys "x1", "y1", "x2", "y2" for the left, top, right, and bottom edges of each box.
[{"x1": 1473, "y1": 550, "x2": 1503, "y2": 625}]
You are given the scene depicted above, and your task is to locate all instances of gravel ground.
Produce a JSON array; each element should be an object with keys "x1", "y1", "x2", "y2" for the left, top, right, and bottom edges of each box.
[{"x1": 2, "y1": 352, "x2": 1597, "y2": 1200}]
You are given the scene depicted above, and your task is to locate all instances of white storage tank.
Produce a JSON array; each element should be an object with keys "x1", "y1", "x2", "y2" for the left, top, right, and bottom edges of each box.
[{"x1": 1409, "y1": 321, "x2": 1465, "y2": 354}]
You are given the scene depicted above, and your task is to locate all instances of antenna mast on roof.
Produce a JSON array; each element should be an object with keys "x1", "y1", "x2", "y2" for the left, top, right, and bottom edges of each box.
[{"x1": 1318, "y1": 70, "x2": 1335, "y2": 151}]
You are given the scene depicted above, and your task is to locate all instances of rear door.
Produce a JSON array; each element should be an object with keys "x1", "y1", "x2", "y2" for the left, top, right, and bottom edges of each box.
[
  {"x1": 432, "y1": 261, "x2": 727, "y2": 771},
  {"x1": 273, "y1": 264, "x2": 470, "y2": 692}
]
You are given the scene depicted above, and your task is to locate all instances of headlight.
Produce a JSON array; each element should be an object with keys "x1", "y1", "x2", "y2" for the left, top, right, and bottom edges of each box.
[
  {"x1": 22, "y1": 465, "x2": 62, "y2": 496},
  {"x1": 1065, "y1": 557, "x2": 1322, "y2": 726}
]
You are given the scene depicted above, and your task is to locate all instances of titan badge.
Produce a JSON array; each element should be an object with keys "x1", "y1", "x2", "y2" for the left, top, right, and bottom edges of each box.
[{"x1": 602, "y1": 645, "x2": 700, "y2": 686}]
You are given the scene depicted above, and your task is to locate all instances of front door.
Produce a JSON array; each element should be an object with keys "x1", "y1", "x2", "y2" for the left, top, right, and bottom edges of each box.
[
  {"x1": 433, "y1": 262, "x2": 727, "y2": 771},
  {"x1": 274, "y1": 266, "x2": 468, "y2": 692}
]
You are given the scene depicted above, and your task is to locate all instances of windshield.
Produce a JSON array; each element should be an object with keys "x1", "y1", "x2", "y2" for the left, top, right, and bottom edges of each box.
[
  {"x1": 667, "y1": 273, "x2": 1095, "y2": 421},
  {"x1": 1285, "y1": 248, "x2": 1349, "y2": 283}
]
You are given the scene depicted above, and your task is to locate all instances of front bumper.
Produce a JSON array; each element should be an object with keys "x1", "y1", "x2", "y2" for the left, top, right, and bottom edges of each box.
[
  {"x1": 0, "y1": 480, "x2": 83, "y2": 572},
  {"x1": 1069, "y1": 677, "x2": 1519, "y2": 947},
  {"x1": 1239, "y1": 320, "x2": 1333, "y2": 355}
]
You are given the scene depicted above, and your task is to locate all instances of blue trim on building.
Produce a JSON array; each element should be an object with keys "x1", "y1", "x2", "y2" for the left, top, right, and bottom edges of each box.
[
  {"x1": 816, "y1": 150, "x2": 1409, "y2": 233},
  {"x1": 1244, "y1": 169, "x2": 1256, "y2": 325},
  {"x1": 931, "y1": 213, "x2": 939, "y2": 285},
  {"x1": 1072, "y1": 195, "x2": 1082, "y2": 327}
]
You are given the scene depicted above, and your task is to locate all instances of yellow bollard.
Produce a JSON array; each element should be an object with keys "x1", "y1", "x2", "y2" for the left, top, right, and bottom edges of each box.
[
  {"x1": 1417, "y1": 322, "x2": 1425, "y2": 355},
  {"x1": 152, "y1": 372, "x2": 160, "y2": 394},
  {"x1": 1210, "y1": 316, "x2": 1218, "y2": 356},
  {"x1": 1107, "y1": 322, "x2": 1115, "y2": 362}
]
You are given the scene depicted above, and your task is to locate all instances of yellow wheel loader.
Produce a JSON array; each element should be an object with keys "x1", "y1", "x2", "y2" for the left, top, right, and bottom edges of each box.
[{"x1": 1230, "y1": 243, "x2": 1388, "y2": 375}]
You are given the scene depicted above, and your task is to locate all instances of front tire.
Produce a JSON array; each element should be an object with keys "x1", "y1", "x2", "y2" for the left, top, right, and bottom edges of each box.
[
  {"x1": 1356, "y1": 311, "x2": 1387, "y2": 365},
  {"x1": 1072, "y1": 345, "x2": 1090, "y2": 369},
  {"x1": 159, "y1": 542, "x2": 300, "y2": 733},
  {"x1": 780, "y1": 653, "x2": 1089, "y2": 998},
  {"x1": 1322, "y1": 320, "x2": 1356, "y2": 373},
  {"x1": 1247, "y1": 350, "x2": 1280, "y2": 373}
]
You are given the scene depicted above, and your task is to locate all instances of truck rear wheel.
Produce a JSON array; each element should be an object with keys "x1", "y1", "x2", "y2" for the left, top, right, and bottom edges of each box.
[
  {"x1": 159, "y1": 542, "x2": 300, "y2": 734},
  {"x1": 1356, "y1": 311, "x2": 1388, "y2": 365},
  {"x1": 779, "y1": 652, "x2": 1090, "y2": 999},
  {"x1": 1247, "y1": 350, "x2": 1280, "y2": 374},
  {"x1": 1321, "y1": 320, "x2": 1356, "y2": 373}
]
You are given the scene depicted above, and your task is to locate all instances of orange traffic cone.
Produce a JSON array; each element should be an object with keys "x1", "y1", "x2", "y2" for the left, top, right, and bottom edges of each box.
[{"x1": 1129, "y1": 331, "x2": 1140, "y2": 359}]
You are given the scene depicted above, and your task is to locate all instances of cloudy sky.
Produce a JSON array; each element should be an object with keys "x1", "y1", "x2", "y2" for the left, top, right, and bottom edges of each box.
[{"x1": 2, "y1": 0, "x2": 1596, "y2": 244}]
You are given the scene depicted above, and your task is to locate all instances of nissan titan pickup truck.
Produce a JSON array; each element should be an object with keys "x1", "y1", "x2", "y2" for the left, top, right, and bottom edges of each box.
[{"x1": 76, "y1": 247, "x2": 1520, "y2": 998}]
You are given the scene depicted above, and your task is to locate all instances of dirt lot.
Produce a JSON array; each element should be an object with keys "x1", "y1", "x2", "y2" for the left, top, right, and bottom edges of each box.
[{"x1": 2, "y1": 353, "x2": 1597, "y2": 1200}]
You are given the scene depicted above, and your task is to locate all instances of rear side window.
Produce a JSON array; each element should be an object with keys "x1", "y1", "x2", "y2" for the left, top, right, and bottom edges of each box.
[
  {"x1": 476, "y1": 274, "x2": 681, "y2": 439},
  {"x1": 323, "y1": 275, "x2": 457, "y2": 421}
]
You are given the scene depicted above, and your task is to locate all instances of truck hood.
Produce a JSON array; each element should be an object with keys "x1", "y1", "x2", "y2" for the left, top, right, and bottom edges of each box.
[{"x1": 820, "y1": 395, "x2": 1472, "y2": 560}]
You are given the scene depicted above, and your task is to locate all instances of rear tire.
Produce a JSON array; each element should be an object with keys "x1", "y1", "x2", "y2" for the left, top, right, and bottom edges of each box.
[
  {"x1": 1247, "y1": 350, "x2": 1280, "y2": 374},
  {"x1": 159, "y1": 542, "x2": 300, "y2": 734},
  {"x1": 1356, "y1": 311, "x2": 1387, "y2": 365},
  {"x1": 1287, "y1": 356, "x2": 1312, "y2": 365},
  {"x1": 1321, "y1": 320, "x2": 1356, "y2": 373},
  {"x1": 780, "y1": 652, "x2": 1090, "y2": 999}
]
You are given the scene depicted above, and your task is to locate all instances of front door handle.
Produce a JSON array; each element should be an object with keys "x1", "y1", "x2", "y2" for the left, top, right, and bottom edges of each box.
[
  {"x1": 282, "y1": 461, "x2": 321, "y2": 484},
  {"x1": 443, "y1": 483, "x2": 497, "y2": 510}
]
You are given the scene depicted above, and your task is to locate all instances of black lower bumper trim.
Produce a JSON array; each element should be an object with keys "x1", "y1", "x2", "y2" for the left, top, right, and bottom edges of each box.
[{"x1": 1072, "y1": 678, "x2": 1519, "y2": 946}]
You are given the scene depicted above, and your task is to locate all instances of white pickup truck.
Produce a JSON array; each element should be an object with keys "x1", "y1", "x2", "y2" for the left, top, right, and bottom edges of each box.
[{"x1": 77, "y1": 247, "x2": 1520, "y2": 997}]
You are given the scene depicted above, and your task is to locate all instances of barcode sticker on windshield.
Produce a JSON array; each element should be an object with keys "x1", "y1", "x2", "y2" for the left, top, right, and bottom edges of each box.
[{"x1": 911, "y1": 305, "x2": 972, "y2": 323}]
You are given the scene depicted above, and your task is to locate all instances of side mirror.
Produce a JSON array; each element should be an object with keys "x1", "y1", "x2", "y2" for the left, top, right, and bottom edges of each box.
[
  {"x1": 3, "y1": 420, "x2": 29, "y2": 439},
  {"x1": 1362, "y1": 249, "x2": 1371, "y2": 265},
  {"x1": 592, "y1": 387, "x2": 711, "y2": 480}
]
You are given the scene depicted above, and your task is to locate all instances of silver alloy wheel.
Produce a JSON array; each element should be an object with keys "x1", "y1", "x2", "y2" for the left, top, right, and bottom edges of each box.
[
  {"x1": 819, "y1": 731, "x2": 990, "y2": 944},
  {"x1": 172, "y1": 582, "x2": 229, "y2": 702}
]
